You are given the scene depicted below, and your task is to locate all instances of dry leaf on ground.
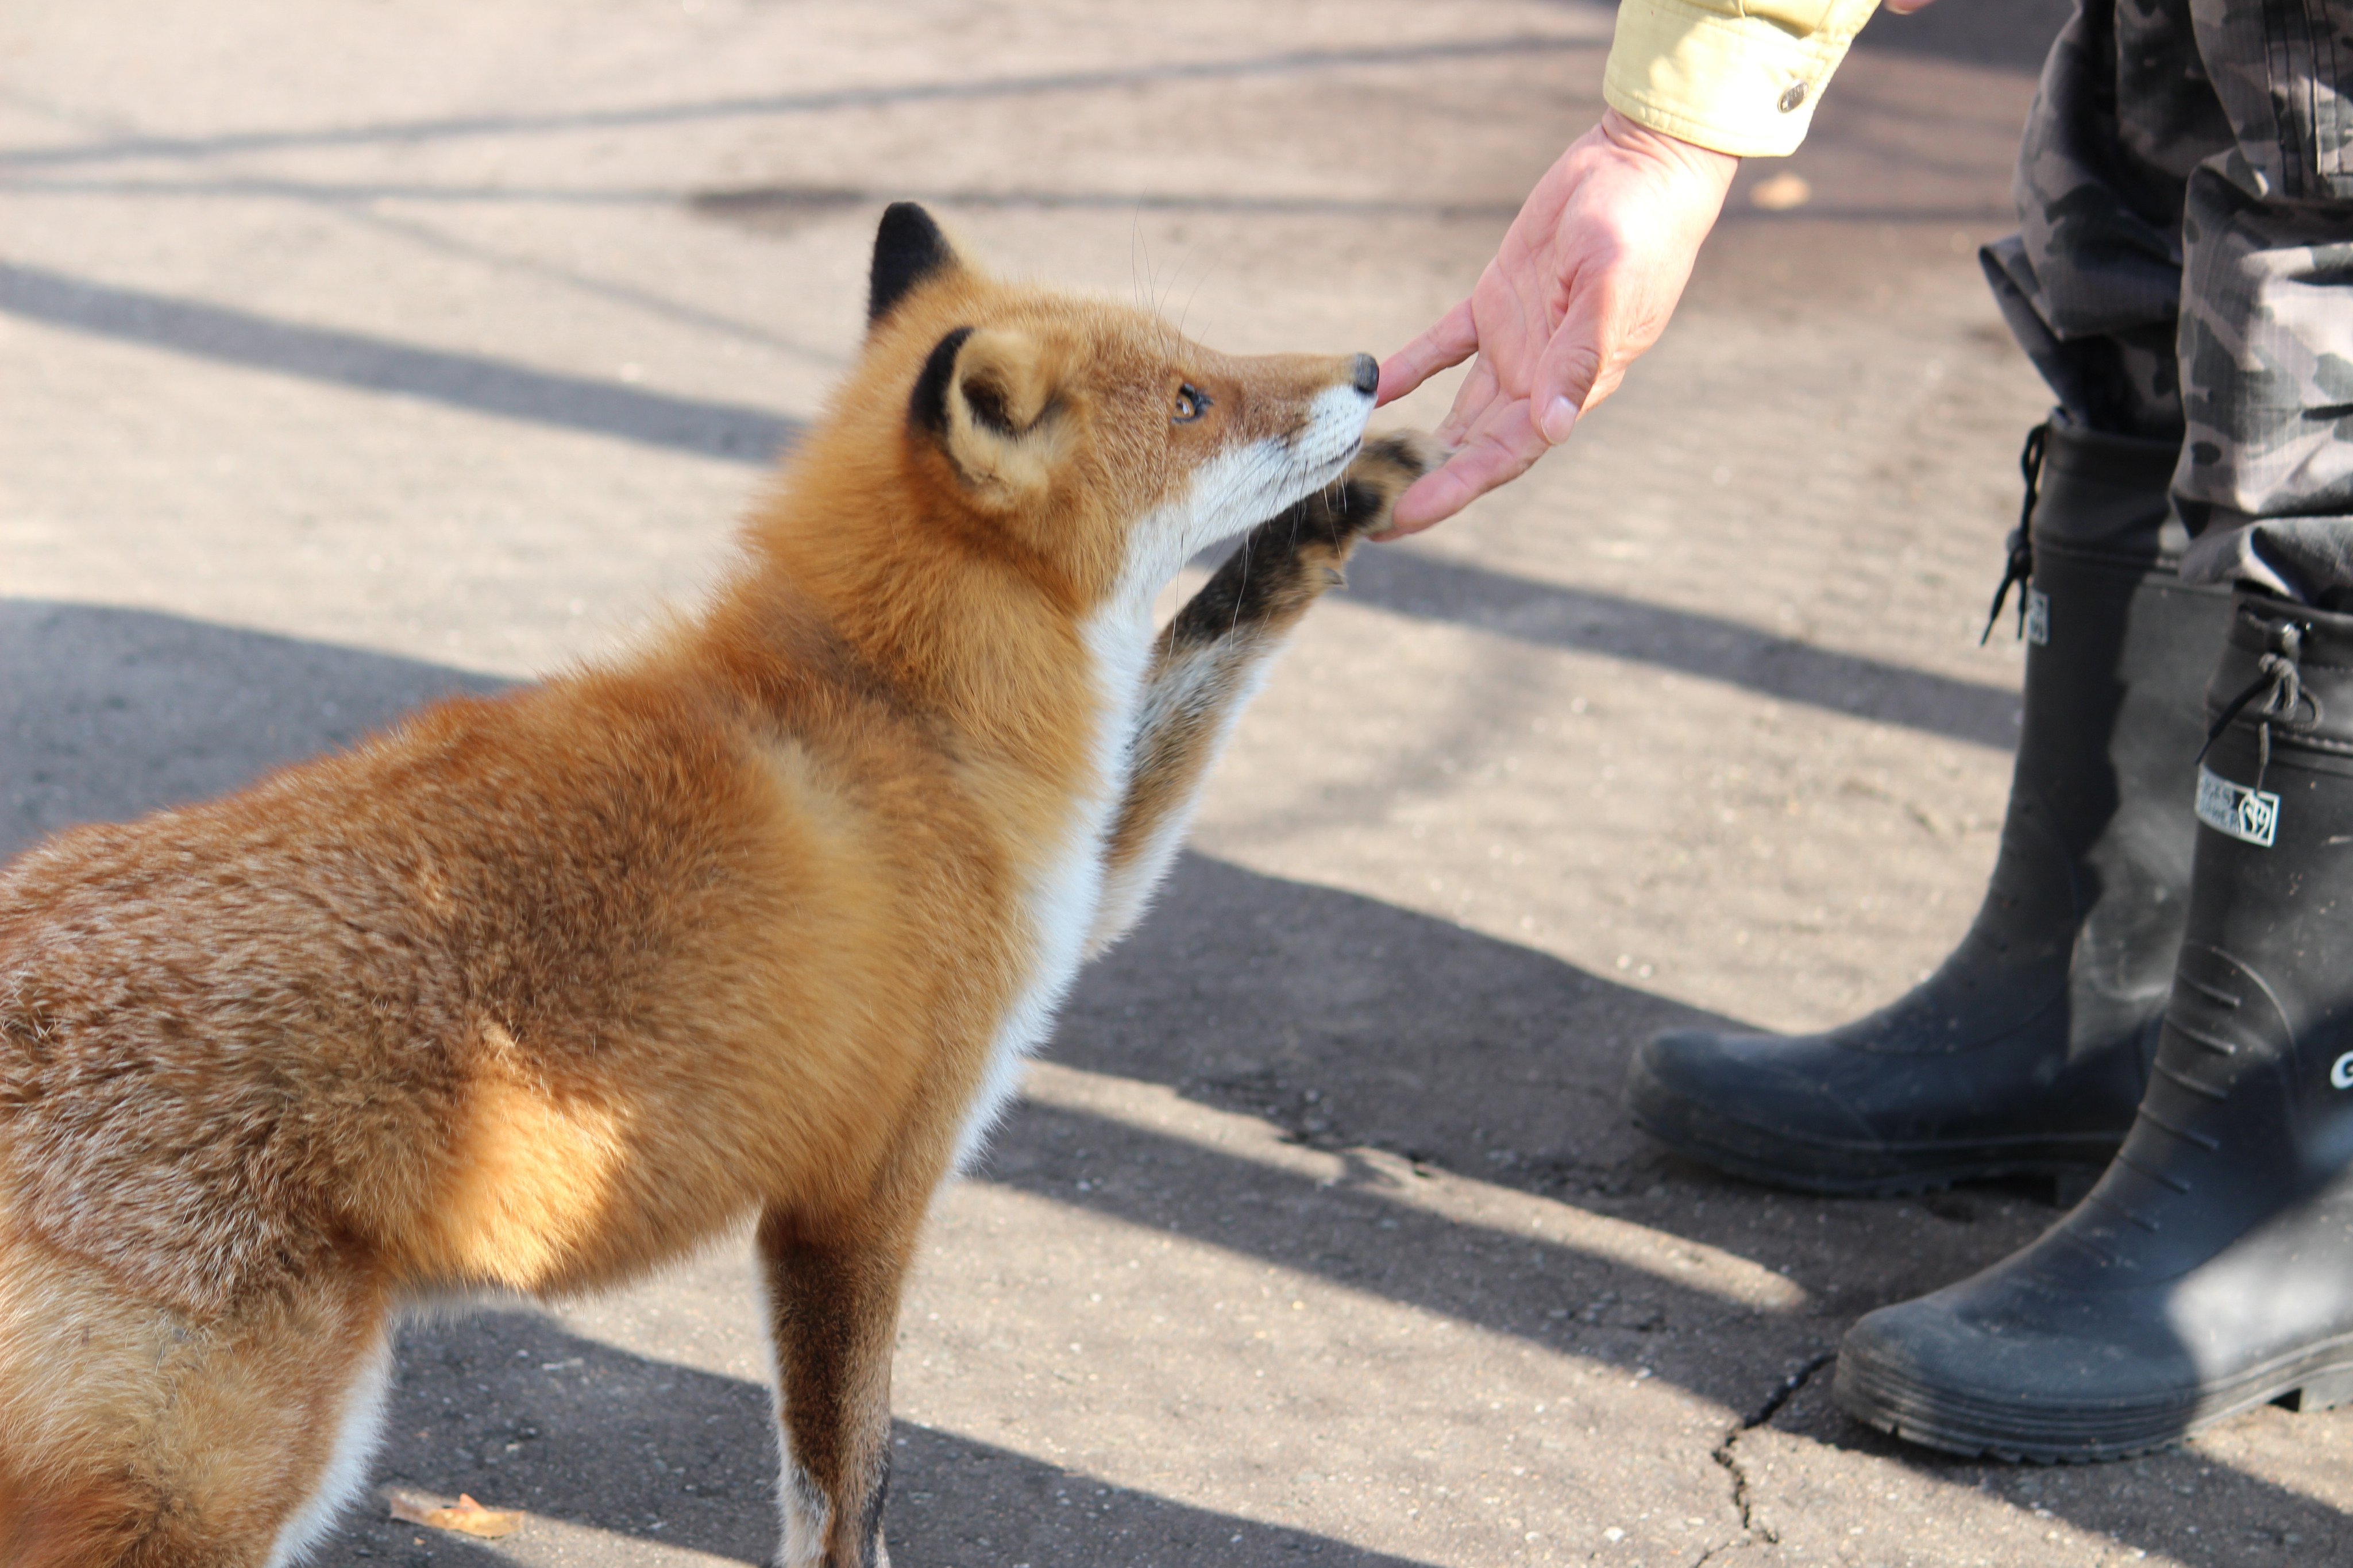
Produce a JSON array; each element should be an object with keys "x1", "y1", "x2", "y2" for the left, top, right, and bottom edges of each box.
[{"x1": 389, "y1": 1492, "x2": 524, "y2": 1538}]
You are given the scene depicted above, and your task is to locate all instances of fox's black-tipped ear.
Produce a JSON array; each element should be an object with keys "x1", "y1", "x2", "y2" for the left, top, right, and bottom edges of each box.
[
  {"x1": 908, "y1": 324, "x2": 1073, "y2": 510},
  {"x1": 909, "y1": 326, "x2": 975, "y2": 434},
  {"x1": 869, "y1": 202, "x2": 956, "y2": 327}
]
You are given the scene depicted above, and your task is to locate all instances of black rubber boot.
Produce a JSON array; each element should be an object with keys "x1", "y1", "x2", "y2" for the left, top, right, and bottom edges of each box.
[
  {"x1": 1836, "y1": 594, "x2": 2353, "y2": 1461},
  {"x1": 1625, "y1": 419, "x2": 2232, "y2": 1196}
]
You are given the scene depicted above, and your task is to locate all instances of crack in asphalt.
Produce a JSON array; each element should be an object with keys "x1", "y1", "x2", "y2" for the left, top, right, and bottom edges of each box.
[{"x1": 1699, "y1": 1351, "x2": 1839, "y2": 1562}]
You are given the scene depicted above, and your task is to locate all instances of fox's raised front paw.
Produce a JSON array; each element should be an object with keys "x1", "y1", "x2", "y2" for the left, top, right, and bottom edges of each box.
[
  {"x1": 1278, "y1": 430, "x2": 1445, "y2": 567},
  {"x1": 1331, "y1": 430, "x2": 1444, "y2": 540},
  {"x1": 1167, "y1": 430, "x2": 1441, "y2": 640}
]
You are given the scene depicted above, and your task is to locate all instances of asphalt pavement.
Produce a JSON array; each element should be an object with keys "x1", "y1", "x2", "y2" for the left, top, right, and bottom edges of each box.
[{"x1": 6, "y1": 2, "x2": 2347, "y2": 1564}]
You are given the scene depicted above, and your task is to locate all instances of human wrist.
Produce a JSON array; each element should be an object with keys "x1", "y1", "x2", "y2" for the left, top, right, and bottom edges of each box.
[{"x1": 1597, "y1": 107, "x2": 1739, "y2": 197}]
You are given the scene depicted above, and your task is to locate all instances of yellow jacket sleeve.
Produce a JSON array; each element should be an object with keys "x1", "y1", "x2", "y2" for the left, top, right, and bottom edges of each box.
[{"x1": 1603, "y1": 0, "x2": 1883, "y2": 158}]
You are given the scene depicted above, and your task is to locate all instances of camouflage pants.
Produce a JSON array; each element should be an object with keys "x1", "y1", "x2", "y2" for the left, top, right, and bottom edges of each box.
[{"x1": 1982, "y1": 0, "x2": 2353, "y2": 603}]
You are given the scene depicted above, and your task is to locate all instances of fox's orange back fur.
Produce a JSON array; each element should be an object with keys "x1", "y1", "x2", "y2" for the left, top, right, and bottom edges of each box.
[{"x1": 0, "y1": 204, "x2": 1411, "y2": 1568}]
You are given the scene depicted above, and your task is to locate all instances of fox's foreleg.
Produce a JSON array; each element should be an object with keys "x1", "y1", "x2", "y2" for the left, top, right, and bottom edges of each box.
[
  {"x1": 757, "y1": 1196, "x2": 928, "y2": 1568},
  {"x1": 1085, "y1": 432, "x2": 1438, "y2": 955}
]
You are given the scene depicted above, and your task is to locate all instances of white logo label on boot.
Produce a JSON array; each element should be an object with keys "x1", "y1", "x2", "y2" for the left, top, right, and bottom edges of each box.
[
  {"x1": 2024, "y1": 587, "x2": 2050, "y2": 646},
  {"x1": 2332, "y1": 1053, "x2": 2353, "y2": 1090},
  {"x1": 2196, "y1": 764, "x2": 2280, "y2": 848}
]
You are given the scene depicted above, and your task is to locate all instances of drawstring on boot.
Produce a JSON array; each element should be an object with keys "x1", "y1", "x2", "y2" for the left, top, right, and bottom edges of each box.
[
  {"x1": 1980, "y1": 423, "x2": 2050, "y2": 646},
  {"x1": 2198, "y1": 619, "x2": 2321, "y2": 794}
]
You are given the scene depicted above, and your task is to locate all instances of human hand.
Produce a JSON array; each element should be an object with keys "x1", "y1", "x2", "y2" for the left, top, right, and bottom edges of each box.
[{"x1": 1374, "y1": 109, "x2": 1738, "y2": 535}]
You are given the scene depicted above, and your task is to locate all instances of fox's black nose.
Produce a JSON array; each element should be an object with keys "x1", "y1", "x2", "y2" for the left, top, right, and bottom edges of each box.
[{"x1": 1349, "y1": 353, "x2": 1379, "y2": 397}]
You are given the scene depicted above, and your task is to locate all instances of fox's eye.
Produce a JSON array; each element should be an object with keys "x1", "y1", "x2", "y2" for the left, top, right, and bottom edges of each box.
[{"x1": 1172, "y1": 384, "x2": 1210, "y2": 424}]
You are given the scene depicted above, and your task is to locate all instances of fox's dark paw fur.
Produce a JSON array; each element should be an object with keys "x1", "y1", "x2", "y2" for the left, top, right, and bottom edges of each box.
[
  {"x1": 1169, "y1": 431, "x2": 1441, "y2": 640},
  {"x1": 1318, "y1": 429, "x2": 1445, "y2": 551}
]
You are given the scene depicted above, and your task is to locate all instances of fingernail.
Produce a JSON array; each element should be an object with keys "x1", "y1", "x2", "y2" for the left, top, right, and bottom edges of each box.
[{"x1": 1540, "y1": 397, "x2": 1578, "y2": 445}]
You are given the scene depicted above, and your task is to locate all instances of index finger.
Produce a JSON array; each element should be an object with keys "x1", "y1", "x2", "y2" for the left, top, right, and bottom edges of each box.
[{"x1": 1376, "y1": 299, "x2": 1479, "y2": 407}]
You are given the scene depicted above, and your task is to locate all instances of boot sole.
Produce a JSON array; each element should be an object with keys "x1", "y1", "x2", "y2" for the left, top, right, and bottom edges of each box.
[
  {"x1": 1835, "y1": 1333, "x2": 2353, "y2": 1463},
  {"x1": 1625, "y1": 1061, "x2": 2122, "y2": 1200}
]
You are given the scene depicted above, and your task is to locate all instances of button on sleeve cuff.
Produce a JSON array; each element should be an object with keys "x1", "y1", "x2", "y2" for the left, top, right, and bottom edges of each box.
[{"x1": 1602, "y1": 0, "x2": 1882, "y2": 159}]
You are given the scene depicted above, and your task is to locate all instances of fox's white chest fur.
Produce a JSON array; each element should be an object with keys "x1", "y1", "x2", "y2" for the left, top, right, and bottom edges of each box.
[
  {"x1": 947, "y1": 601, "x2": 1152, "y2": 1174},
  {"x1": 944, "y1": 433, "x2": 1321, "y2": 1173},
  {"x1": 941, "y1": 411, "x2": 1374, "y2": 1171}
]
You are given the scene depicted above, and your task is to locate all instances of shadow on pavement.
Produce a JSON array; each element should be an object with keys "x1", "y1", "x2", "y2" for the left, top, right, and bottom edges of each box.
[
  {"x1": 11, "y1": 176, "x2": 2012, "y2": 229},
  {"x1": 334, "y1": 1311, "x2": 1439, "y2": 1568},
  {"x1": 5, "y1": 221, "x2": 2024, "y2": 758},
  {"x1": 9, "y1": 603, "x2": 2337, "y2": 1561},
  {"x1": 700, "y1": 181, "x2": 2019, "y2": 232},
  {"x1": 0, "y1": 261, "x2": 800, "y2": 464},
  {"x1": 0, "y1": 601, "x2": 2020, "y2": 1384},
  {"x1": 0, "y1": 34, "x2": 1605, "y2": 173},
  {"x1": 1340, "y1": 546, "x2": 2022, "y2": 750},
  {"x1": 11, "y1": 175, "x2": 1530, "y2": 226},
  {"x1": 0, "y1": 598, "x2": 511, "y2": 856},
  {"x1": 1055, "y1": 852, "x2": 1700, "y2": 1199},
  {"x1": 1025, "y1": 852, "x2": 2060, "y2": 1393}
]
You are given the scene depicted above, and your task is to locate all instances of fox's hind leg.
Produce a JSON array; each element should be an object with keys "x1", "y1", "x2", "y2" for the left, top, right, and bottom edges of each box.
[
  {"x1": 0, "y1": 1225, "x2": 392, "y2": 1568},
  {"x1": 1086, "y1": 431, "x2": 1440, "y2": 952},
  {"x1": 756, "y1": 1199, "x2": 925, "y2": 1568}
]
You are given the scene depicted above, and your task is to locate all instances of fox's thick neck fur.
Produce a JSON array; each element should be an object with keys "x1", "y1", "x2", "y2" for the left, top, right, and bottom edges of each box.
[{"x1": 695, "y1": 214, "x2": 1377, "y2": 1179}]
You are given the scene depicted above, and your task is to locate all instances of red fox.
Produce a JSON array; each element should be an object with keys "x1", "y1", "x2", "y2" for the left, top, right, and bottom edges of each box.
[{"x1": 0, "y1": 203, "x2": 1434, "y2": 1568}]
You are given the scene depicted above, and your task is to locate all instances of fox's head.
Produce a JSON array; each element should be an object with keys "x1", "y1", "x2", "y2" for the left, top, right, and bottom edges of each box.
[{"x1": 819, "y1": 203, "x2": 1378, "y2": 622}]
